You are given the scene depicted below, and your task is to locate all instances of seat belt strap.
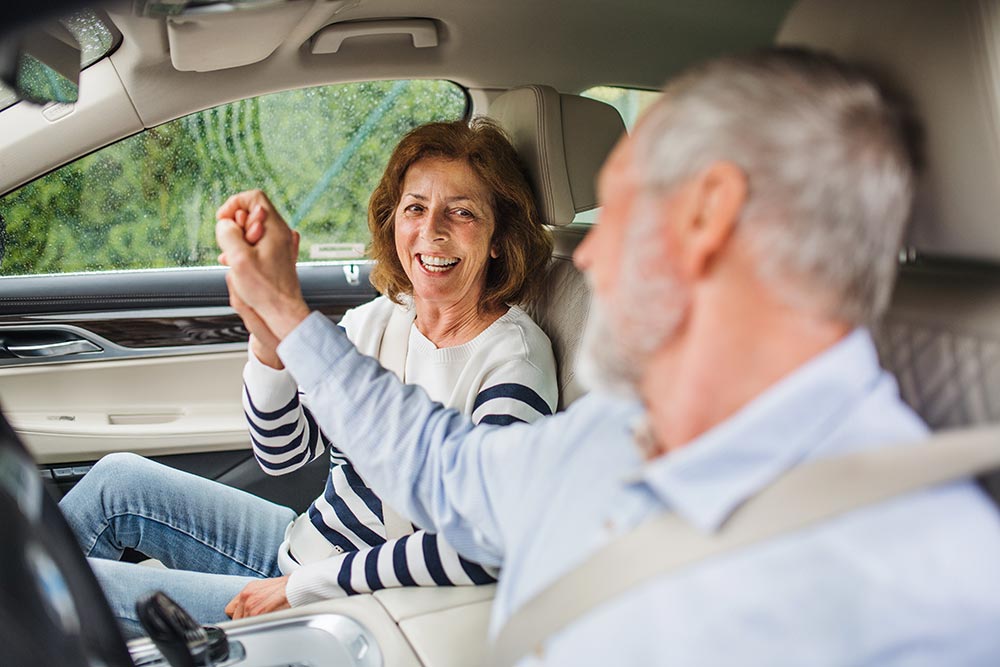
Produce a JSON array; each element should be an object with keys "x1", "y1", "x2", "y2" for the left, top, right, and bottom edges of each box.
[
  {"x1": 377, "y1": 303, "x2": 417, "y2": 541},
  {"x1": 487, "y1": 425, "x2": 1000, "y2": 667}
]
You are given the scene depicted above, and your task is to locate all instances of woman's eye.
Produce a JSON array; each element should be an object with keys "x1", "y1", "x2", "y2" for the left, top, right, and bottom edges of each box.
[
  {"x1": 405, "y1": 204, "x2": 424, "y2": 214},
  {"x1": 452, "y1": 208, "x2": 474, "y2": 219}
]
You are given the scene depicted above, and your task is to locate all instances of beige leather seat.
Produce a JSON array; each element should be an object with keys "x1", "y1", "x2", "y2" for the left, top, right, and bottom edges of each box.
[
  {"x1": 779, "y1": 0, "x2": 1000, "y2": 499},
  {"x1": 488, "y1": 85, "x2": 626, "y2": 409}
]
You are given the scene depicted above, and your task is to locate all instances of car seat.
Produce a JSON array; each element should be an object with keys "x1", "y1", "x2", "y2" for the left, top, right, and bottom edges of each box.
[
  {"x1": 779, "y1": 0, "x2": 1000, "y2": 501},
  {"x1": 488, "y1": 85, "x2": 626, "y2": 409}
]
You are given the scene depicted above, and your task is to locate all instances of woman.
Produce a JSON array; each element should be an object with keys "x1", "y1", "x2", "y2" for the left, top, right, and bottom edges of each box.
[{"x1": 59, "y1": 118, "x2": 557, "y2": 635}]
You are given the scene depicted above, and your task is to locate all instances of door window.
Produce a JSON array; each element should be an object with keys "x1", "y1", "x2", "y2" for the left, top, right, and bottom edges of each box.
[{"x1": 0, "y1": 80, "x2": 468, "y2": 276}]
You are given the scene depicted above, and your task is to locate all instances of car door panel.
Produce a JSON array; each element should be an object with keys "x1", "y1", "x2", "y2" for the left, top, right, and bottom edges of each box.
[
  {"x1": 3, "y1": 349, "x2": 249, "y2": 462},
  {"x1": 0, "y1": 261, "x2": 376, "y2": 511}
]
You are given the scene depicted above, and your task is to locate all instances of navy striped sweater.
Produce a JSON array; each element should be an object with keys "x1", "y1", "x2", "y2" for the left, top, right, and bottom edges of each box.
[{"x1": 241, "y1": 297, "x2": 558, "y2": 605}]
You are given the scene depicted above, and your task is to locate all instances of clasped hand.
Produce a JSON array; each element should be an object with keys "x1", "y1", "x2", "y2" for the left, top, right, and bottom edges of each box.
[
  {"x1": 215, "y1": 190, "x2": 312, "y2": 368},
  {"x1": 215, "y1": 190, "x2": 311, "y2": 618}
]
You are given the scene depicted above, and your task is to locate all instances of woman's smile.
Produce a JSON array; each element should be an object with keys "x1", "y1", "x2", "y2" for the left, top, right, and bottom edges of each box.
[{"x1": 417, "y1": 253, "x2": 461, "y2": 273}]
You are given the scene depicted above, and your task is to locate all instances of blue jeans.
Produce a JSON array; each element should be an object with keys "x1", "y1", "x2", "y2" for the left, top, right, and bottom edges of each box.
[{"x1": 59, "y1": 452, "x2": 297, "y2": 638}]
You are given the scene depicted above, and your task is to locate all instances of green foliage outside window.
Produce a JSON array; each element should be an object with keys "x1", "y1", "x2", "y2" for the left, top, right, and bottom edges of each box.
[{"x1": 0, "y1": 79, "x2": 467, "y2": 276}]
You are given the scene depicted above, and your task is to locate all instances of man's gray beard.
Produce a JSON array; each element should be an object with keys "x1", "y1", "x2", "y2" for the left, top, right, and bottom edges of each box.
[
  {"x1": 576, "y1": 211, "x2": 687, "y2": 398},
  {"x1": 576, "y1": 296, "x2": 643, "y2": 398}
]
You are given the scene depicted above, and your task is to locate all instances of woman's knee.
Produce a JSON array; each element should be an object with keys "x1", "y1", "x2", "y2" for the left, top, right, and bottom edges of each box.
[
  {"x1": 61, "y1": 452, "x2": 163, "y2": 515},
  {"x1": 82, "y1": 452, "x2": 165, "y2": 492},
  {"x1": 92, "y1": 451, "x2": 151, "y2": 477}
]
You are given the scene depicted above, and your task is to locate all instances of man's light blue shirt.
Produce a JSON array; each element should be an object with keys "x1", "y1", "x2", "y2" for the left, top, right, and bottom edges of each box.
[{"x1": 280, "y1": 315, "x2": 1000, "y2": 666}]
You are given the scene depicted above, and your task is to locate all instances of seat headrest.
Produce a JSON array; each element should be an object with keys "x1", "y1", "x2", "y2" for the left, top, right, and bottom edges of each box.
[
  {"x1": 778, "y1": 0, "x2": 1000, "y2": 262},
  {"x1": 489, "y1": 85, "x2": 626, "y2": 226}
]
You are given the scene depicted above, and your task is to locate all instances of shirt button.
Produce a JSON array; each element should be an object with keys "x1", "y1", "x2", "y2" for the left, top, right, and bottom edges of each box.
[{"x1": 603, "y1": 518, "x2": 616, "y2": 533}]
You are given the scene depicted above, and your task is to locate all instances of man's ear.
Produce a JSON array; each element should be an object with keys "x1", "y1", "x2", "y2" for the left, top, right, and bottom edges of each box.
[{"x1": 674, "y1": 161, "x2": 748, "y2": 279}]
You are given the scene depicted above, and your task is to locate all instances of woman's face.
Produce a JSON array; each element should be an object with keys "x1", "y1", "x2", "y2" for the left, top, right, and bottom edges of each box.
[{"x1": 394, "y1": 157, "x2": 497, "y2": 311}]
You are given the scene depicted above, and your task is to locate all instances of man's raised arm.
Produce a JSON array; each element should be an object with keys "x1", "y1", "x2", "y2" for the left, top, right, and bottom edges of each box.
[
  {"x1": 216, "y1": 189, "x2": 524, "y2": 567},
  {"x1": 279, "y1": 311, "x2": 515, "y2": 565}
]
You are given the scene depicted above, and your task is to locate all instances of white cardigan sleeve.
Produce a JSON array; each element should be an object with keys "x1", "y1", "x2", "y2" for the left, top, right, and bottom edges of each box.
[{"x1": 242, "y1": 352, "x2": 328, "y2": 475}]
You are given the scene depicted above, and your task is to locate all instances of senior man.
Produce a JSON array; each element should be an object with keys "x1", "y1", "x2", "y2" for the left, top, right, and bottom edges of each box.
[{"x1": 217, "y1": 48, "x2": 1000, "y2": 665}]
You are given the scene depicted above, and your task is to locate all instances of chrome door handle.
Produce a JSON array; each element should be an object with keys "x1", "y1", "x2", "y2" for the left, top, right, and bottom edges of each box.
[{"x1": 6, "y1": 338, "x2": 102, "y2": 358}]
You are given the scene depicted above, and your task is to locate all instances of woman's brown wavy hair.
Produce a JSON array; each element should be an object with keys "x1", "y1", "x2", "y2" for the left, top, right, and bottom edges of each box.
[{"x1": 368, "y1": 118, "x2": 552, "y2": 310}]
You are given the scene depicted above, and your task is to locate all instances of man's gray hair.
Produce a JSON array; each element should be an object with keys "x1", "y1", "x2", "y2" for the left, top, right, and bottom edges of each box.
[{"x1": 633, "y1": 48, "x2": 917, "y2": 326}]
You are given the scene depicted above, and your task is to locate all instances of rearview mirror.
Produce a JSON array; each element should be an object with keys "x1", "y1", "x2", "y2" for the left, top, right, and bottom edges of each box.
[{"x1": 0, "y1": 22, "x2": 80, "y2": 105}]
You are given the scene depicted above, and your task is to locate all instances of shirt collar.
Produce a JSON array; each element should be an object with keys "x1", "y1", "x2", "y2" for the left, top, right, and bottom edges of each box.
[{"x1": 635, "y1": 328, "x2": 884, "y2": 534}]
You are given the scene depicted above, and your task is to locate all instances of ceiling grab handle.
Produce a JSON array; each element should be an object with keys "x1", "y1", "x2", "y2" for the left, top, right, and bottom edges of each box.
[{"x1": 311, "y1": 19, "x2": 439, "y2": 54}]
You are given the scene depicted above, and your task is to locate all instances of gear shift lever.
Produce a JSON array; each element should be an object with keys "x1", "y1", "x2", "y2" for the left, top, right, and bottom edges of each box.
[{"x1": 135, "y1": 591, "x2": 228, "y2": 667}]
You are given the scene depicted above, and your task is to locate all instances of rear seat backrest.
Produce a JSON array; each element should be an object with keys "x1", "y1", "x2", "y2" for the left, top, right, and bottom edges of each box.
[
  {"x1": 779, "y1": 0, "x2": 1000, "y2": 498},
  {"x1": 488, "y1": 85, "x2": 626, "y2": 409},
  {"x1": 779, "y1": 0, "x2": 1000, "y2": 429},
  {"x1": 875, "y1": 266, "x2": 1000, "y2": 429}
]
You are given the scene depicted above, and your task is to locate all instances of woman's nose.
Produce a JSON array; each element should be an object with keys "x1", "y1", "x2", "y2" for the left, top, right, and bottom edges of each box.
[{"x1": 420, "y1": 209, "x2": 449, "y2": 242}]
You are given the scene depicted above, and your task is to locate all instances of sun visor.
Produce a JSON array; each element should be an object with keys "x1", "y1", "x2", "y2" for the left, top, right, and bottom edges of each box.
[{"x1": 166, "y1": 1, "x2": 314, "y2": 72}]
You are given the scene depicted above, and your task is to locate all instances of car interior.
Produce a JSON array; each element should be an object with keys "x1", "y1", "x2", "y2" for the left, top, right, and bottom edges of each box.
[{"x1": 1, "y1": 0, "x2": 999, "y2": 665}]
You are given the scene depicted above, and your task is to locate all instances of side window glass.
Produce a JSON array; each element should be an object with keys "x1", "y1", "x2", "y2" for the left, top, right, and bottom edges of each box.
[
  {"x1": 574, "y1": 86, "x2": 660, "y2": 225},
  {"x1": 0, "y1": 80, "x2": 468, "y2": 276}
]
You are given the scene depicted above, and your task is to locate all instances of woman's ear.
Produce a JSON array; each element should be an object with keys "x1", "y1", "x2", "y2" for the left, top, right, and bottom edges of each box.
[{"x1": 491, "y1": 245, "x2": 500, "y2": 259}]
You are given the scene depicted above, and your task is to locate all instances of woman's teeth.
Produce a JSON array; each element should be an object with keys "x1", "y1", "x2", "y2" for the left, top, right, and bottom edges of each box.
[{"x1": 419, "y1": 255, "x2": 460, "y2": 272}]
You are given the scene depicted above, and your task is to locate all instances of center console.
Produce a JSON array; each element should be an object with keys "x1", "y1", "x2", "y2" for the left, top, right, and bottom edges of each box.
[{"x1": 125, "y1": 585, "x2": 496, "y2": 667}]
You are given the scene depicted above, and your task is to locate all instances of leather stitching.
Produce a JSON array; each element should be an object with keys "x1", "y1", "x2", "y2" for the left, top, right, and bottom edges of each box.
[{"x1": 876, "y1": 318, "x2": 1000, "y2": 429}]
